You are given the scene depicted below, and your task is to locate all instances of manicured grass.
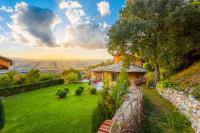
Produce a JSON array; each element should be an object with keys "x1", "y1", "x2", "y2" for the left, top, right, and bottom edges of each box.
[
  {"x1": 2, "y1": 83, "x2": 99, "y2": 133},
  {"x1": 139, "y1": 88, "x2": 194, "y2": 133}
]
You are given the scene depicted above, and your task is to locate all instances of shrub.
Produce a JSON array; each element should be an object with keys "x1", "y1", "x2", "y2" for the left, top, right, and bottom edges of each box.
[
  {"x1": 75, "y1": 88, "x2": 82, "y2": 96},
  {"x1": 56, "y1": 89, "x2": 62, "y2": 95},
  {"x1": 157, "y1": 80, "x2": 177, "y2": 90},
  {"x1": 65, "y1": 72, "x2": 79, "y2": 83},
  {"x1": 25, "y1": 69, "x2": 40, "y2": 83},
  {"x1": 57, "y1": 91, "x2": 67, "y2": 99},
  {"x1": 86, "y1": 85, "x2": 92, "y2": 92},
  {"x1": 91, "y1": 78, "x2": 115, "y2": 132},
  {"x1": 191, "y1": 85, "x2": 200, "y2": 99},
  {"x1": 40, "y1": 74, "x2": 58, "y2": 81},
  {"x1": 56, "y1": 89, "x2": 68, "y2": 99},
  {"x1": 146, "y1": 72, "x2": 155, "y2": 88},
  {"x1": 147, "y1": 80, "x2": 155, "y2": 88},
  {"x1": 62, "y1": 68, "x2": 81, "y2": 80},
  {"x1": 0, "y1": 98, "x2": 5, "y2": 129},
  {"x1": 91, "y1": 107, "x2": 105, "y2": 133},
  {"x1": 5, "y1": 70, "x2": 20, "y2": 86},
  {"x1": 64, "y1": 88, "x2": 69, "y2": 93},
  {"x1": 0, "y1": 79, "x2": 64, "y2": 97},
  {"x1": 112, "y1": 68, "x2": 129, "y2": 109},
  {"x1": 16, "y1": 75, "x2": 26, "y2": 85},
  {"x1": 161, "y1": 111, "x2": 191, "y2": 132},
  {"x1": 90, "y1": 88, "x2": 96, "y2": 94},
  {"x1": 78, "y1": 86, "x2": 84, "y2": 93},
  {"x1": 0, "y1": 76, "x2": 11, "y2": 88}
]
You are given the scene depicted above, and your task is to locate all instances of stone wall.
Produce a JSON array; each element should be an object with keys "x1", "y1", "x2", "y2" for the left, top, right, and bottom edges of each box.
[{"x1": 158, "y1": 89, "x2": 200, "y2": 133}]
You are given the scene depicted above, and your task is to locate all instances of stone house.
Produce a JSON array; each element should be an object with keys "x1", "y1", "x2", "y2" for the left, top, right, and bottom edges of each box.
[{"x1": 91, "y1": 54, "x2": 147, "y2": 89}]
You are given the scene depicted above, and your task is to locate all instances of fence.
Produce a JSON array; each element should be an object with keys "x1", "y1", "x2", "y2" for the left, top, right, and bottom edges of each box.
[{"x1": 110, "y1": 87, "x2": 143, "y2": 133}]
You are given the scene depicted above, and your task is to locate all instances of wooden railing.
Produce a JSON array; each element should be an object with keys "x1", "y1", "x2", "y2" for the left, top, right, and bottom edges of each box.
[{"x1": 110, "y1": 88, "x2": 143, "y2": 133}]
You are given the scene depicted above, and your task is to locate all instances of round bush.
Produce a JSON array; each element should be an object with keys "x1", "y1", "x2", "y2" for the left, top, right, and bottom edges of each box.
[
  {"x1": 75, "y1": 88, "x2": 82, "y2": 96},
  {"x1": 56, "y1": 89, "x2": 67, "y2": 99},
  {"x1": 90, "y1": 88, "x2": 96, "y2": 94},
  {"x1": 64, "y1": 88, "x2": 69, "y2": 93},
  {"x1": 78, "y1": 86, "x2": 84, "y2": 93},
  {"x1": 56, "y1": 89, "x2": 62, "y2": 95}
]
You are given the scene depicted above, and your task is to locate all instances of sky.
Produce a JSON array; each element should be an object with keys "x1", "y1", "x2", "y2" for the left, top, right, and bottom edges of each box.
[{"x1": 0, "y1": 0, "x2": 125, "y2": 60}]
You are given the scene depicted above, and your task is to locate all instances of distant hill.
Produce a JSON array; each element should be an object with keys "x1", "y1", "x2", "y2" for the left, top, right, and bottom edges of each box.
[{"x1": 10, "y1": 58, "x2": 105, "y2": 70}]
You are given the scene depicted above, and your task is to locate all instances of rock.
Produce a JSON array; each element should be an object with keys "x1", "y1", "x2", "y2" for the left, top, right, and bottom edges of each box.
[{"x1": 158, "y1": 88, "x2": 200, "y2": 133}]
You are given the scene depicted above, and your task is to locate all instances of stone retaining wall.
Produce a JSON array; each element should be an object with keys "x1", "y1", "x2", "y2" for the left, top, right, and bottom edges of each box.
[{"x1": 158, "y1": 89, "x2": 200, "y2": 133}]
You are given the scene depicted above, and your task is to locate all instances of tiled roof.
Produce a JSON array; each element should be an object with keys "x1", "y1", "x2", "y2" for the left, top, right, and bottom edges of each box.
[
  {"x1": 0, "y1": 55, "x2": 12, "y2": 64},
  {"x1": 92, "y1": 62, "x2": 147, "y2": 73}
]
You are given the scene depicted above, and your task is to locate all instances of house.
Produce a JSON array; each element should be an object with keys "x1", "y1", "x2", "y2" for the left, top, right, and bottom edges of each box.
[
  {"x1": 91, "y1": 54, "x2": 147, "y2": 89},
  {"x1": 0, "y1": 55, "x2": 12, "y2": 70}
]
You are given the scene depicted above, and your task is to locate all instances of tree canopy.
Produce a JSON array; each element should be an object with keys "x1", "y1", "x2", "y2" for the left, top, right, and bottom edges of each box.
[{"x1": 108, "y1": 0, "x2": 200, "y2": 84}]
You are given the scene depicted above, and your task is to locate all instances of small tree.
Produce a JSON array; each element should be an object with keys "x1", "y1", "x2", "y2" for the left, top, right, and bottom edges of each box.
[
  {"x1": 6, "y1": 69, "x2": 20, "y2": 86},
  {"x1": 65, "y1": 72, "x2": 79, "y2": 83},
  {"x1": 91, "y1": 77, "x2": 115, "y2": 133},
  {"x1": 62, "y1": 68, "x2": 81, "y2": 81},
  {"x1": 0, "y1": 75, "x2": 11, "y2": 88},
  {"x1": 112, "y1": 68, "x2": 129, "y2": 109},
  {"x1": 25, "y1": 69, "x2": 40, "y2": 83}
]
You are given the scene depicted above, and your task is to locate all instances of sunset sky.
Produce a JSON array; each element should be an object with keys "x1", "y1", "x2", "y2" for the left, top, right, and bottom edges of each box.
[{"x1": 0, "y1": 0, "x2": 125, "y2": 60}]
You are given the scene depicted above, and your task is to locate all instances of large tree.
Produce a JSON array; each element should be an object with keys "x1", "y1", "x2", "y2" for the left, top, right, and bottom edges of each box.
[{"x1": 108, "y1": 0, "x2": 200, "y2": 84}]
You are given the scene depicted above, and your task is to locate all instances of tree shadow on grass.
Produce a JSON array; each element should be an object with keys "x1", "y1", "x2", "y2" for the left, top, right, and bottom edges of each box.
[{"x1": 138, "y1": 96, "x2": 164, "y2": 133}]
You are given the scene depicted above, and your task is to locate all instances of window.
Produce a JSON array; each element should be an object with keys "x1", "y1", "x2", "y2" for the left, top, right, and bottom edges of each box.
[{"x1": 112, "y1": 72, "x2": 118, "y2": 82}]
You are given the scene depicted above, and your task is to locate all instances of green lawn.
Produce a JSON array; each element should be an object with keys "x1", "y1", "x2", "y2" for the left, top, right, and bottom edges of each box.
[
  {"x1": 139, "y1": 88, "x2": 194, "y2": 133},
  {"x1": 2, "y1": 83, "x2": 99, "y2": 133}
]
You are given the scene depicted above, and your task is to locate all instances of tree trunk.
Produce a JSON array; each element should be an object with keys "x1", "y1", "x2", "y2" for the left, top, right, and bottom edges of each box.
[{"x1": 155, "y1": 63, "x2": 160, "y2": 85}]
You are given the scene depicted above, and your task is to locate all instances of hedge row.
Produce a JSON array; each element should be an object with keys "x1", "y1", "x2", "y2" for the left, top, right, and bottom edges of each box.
[{"x1": 0, "y1": 79, "x2": 64, "y2": 97}]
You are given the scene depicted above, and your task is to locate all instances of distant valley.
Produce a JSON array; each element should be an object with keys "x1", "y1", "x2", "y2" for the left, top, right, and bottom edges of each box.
[
  {"x1": 0, "y1": 58, "x2": 105, "y2": 74},
  {"x1": 12, "y1": 58, "x2": 104, "y2": 69}
]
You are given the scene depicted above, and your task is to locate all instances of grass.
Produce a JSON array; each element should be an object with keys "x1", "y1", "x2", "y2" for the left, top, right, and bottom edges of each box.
[
  {"x1": 170, "y1": 61, "x2": 200, "y2": 89},
  {"x1": 1, "y1": 83, "x2": 99, "y2": 133},
  {"x1": 139, "y1": 87, "x2": 194, "y2": 133}
]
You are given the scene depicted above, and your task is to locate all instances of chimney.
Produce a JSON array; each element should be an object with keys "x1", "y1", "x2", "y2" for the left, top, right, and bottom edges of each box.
[
  {"x1": 133, "y1": 60, "x2": 144, "y2": 67},
  {"x1": 114, "y1": 53, "x2": 122, "y2": 64}
]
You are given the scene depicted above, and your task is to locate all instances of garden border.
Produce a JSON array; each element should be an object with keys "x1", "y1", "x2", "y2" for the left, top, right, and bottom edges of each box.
[{"x1": 0, "y1": 79, "x2": 64, "y2": 96}]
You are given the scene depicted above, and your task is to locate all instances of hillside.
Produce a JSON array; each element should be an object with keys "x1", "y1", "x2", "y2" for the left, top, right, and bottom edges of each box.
[{"x1": 170, "y1": 61, "x2": 200, "y2": 89}]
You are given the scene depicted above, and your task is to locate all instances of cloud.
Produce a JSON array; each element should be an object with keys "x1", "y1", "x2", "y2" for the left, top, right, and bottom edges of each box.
[
  {"x1": 58, "y1": 0, "x2": 108, "y2": 49},
  {"x1": 2, "y1": 1, "x2": 109, "y2": 50},
  {"x1": 59, "y1": 0, "x2": 84, "y2": 24},
  {"x1": 65, "y1": 8, "x2": 85, "y2": 24},
  {"x1": 0, "y1": 5, "x2": 14, "y2": 13},
  {"x1": 97, "y1": 1, "x2": 111, "y2": 16},
  {"x1": 59, "y1": 0, "x2": 82, "y2": 9},
  {"x1": 63, "y1": 22, "x2": 108, "y2": 49},
  {"x1": 8, "y1": 2, "x2": 61, "y2": 47}
]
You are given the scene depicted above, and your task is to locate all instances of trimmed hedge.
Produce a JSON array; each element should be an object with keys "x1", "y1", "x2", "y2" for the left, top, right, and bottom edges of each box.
[{"x1": 0, "y1": 79, "x2": 64, "y2": 97}]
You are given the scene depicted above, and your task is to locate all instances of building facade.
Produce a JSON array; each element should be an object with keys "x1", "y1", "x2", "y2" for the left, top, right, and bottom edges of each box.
[{"x1": 91, "y1": 54, "x2": 147, "y2": 89}]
